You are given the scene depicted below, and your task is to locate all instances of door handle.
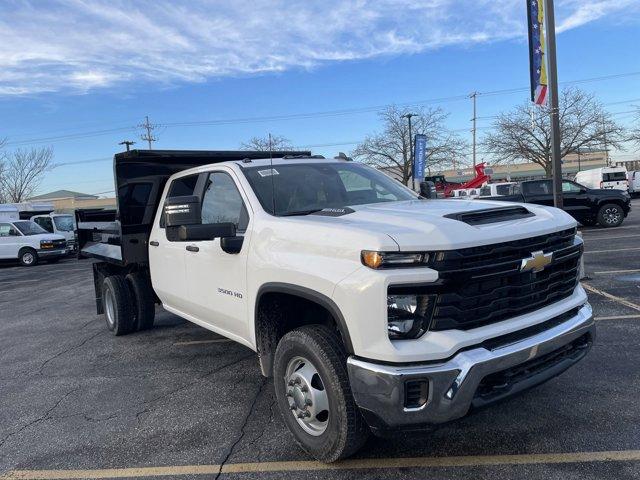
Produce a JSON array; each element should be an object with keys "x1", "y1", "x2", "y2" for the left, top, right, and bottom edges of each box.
[
  {"x1": 186, "y1": 245, "x2": 199, "y2": 252},
  {"x1": 149, "y1": 241, "x2": 159, "y2": 247}
]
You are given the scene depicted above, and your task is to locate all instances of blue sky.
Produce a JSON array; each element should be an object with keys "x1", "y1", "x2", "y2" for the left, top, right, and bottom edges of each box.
[{"x1": 0, "y1": 0, "x2": 639, "y2": 197}]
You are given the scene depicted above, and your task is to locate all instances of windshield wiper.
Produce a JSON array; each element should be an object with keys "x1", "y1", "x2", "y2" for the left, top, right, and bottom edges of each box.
[{"x1": 279, "y1": 209, "x2": 324, "y2": 217}]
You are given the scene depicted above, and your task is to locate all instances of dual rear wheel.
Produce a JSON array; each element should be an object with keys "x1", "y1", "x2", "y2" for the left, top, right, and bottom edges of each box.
[{"x1": 102, "y1": 273, "x2": 155, "y2": 335}]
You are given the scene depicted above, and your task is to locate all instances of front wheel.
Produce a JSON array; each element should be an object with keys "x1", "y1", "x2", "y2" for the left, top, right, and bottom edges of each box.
[
  {"x1": 597, "y1": 203, "x2": 624, "y2": 228},
  {"x1": 18, "y1": 248, "x2": 38, "y2": 267},
  {"x1": 273, "y1": 325, "x2": 369, "y2": 462}
]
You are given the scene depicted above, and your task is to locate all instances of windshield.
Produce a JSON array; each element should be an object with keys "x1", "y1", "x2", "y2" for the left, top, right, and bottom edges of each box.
[
  {"x1": 603, "y1": 172, "x2": 626, "y2": 182},
  {"x1": 14, "y1": 221, "x2": 48, "y2": 236},
  {"x1": 53, "y1": 215, "x2": 75, "y2": 231},
  {"x1": 243, "y1": 162, "x2": 417, "y2": 216}
]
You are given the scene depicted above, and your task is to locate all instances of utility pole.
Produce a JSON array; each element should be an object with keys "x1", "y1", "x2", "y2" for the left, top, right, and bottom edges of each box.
[
  {"x1": 470, "y1": 92, "x2": 478, "y2": 168},
  {"x1": 544, "y1": 0, "x2": 563, "y2": 209},
  {"x1": 601, "y1": 114, "x2": 610, "y2": 165},
  {"x1": 577, "y1": 148, "x2": 581, "y2": 172},
  {"x1": 119, "y1": 140, "x2": 135, "y2": 152},
  {"x1": 402, "y1": 113, "x2": 418, "y2": 189},
  {"x1": 139, "y1": 115, "x2": 157, "y2": 150}
]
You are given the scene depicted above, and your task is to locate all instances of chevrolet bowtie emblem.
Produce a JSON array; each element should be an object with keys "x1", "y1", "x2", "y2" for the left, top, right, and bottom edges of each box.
[{"x1": 520, "y1": 250, "x2": 553, "y2": 273}]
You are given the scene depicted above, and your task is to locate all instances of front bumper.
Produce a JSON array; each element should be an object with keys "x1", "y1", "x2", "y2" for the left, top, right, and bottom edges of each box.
[
  {"x1": 347, "y1": 303, "x2": 594, "y2": 431},
  {"x1": 37, "y1": 249, "x2": 67, "y2": 258}
]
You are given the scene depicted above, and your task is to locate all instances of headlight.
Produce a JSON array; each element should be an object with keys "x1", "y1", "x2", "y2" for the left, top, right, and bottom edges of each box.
[
  {"x1": 362, "y1": 250, "x2": 431, "y2": 269},
  {"x1": 387, "y1": 292, "x2": 436, "y2": 340},
  {"x1": 40, "y1": 240, "x2": 54, "y2": 249}
]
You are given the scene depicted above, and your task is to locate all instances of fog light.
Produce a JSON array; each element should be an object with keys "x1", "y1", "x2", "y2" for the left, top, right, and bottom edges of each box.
[{"x1": 387, "y1": 293, "x2": 435, "y2": 340}]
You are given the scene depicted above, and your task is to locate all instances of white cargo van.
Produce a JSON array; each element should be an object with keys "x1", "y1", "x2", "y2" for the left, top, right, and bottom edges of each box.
[
  {"x1": 0, "y1": 219, "x2": 67, "y2": 266},
  {"x1": 627, "y1": 171, "x2": 640, "y2": 196},
  {"x1": 574, "y1": 166, "x2": 628, "y2": 191},
  {"x1": 31, "y1": 213, "x2": 77, "y2": 252}
]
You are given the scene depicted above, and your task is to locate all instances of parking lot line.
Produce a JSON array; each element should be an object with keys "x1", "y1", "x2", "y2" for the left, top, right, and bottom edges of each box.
[
  {"x1": 594, "y1": 269, "x2": 640, "y2": 275},
  {"x1": 583, "y1": 247, "x2": 640, "y2": 254},
  {"x1": 582, "y1": 283, "x2": 640, "y2": 312},
  {"x1": 173, "y1": 338, "x2": 234, "y2": 346},
  {"x1": 3, "y1": 450, "x2": 640, "y2": 479},
  {"x1": 595, "y1": 314, "x2": 640, "y2": 321}
]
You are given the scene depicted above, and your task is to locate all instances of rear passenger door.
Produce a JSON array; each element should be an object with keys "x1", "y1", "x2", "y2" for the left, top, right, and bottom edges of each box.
[
  {"x1": 148, "y1": 173, "x2": 202, "y2": 313},
  {"x1": 184, "y1": 169, "x2": 252, "y2": 341},
  {"x1": 522, "y1": 180, "x2": 554, "y2": 207}
]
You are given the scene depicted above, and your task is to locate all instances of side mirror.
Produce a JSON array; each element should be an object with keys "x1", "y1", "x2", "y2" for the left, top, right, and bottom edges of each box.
[
  {"x1": 163, "y1": 195, "x2": 202, "y2": 227},
  {"x1": 419, "y1": 181, "x2": 437, "y2": 199},
  {"x1": 178, "y1": 223, "x2": 236, "y2": 241}
]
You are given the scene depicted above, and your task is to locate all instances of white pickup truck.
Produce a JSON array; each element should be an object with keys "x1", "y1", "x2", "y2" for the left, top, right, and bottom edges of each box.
[{"x1": 78, "y1": 150, "x2": 594, "y2": 462}]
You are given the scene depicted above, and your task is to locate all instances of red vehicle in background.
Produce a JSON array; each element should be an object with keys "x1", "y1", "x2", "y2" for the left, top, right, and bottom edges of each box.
[{"x1": 424, "y1": 162, "x2": 492, "y2": 197}]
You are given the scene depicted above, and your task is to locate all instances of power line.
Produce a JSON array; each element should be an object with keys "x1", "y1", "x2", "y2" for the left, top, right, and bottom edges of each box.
[{"x1": 3, "y1": 71, "x2": 640, "y2": 146}]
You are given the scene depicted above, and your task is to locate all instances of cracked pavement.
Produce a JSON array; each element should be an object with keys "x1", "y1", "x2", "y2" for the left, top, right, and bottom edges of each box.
[{"x1": 1, "y1": 199, "x2": 640, "y2": 479}]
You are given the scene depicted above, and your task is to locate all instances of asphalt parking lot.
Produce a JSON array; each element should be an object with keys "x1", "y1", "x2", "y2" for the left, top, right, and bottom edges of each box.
[{"x1": 1, "y1": 199, "x2": 640, "y2": 480}]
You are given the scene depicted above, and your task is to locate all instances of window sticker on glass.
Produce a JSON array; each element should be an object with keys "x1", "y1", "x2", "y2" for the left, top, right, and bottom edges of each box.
[{"x1": 258, "y1": 168, "x2": 279, "y2": 177}]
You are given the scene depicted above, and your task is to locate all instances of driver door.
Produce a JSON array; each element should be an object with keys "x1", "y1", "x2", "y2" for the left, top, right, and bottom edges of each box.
[{"x1": 184, "y1": 169, "x2": 252, "y2": 341}]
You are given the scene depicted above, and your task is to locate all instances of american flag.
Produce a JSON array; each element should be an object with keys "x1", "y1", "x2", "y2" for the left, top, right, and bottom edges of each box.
[{"x1": 527, "y1": 0, "x2": 548, "y2": 106}]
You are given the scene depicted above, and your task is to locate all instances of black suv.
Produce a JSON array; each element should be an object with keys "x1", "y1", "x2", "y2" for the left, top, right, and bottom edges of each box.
[{"x1": 486, "y1": 179, "x2": 631, "y2": 227}]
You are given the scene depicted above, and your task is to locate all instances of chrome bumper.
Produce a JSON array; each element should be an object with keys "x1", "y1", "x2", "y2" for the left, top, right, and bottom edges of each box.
[
  {"x1": 37, "y1": 249, "x2": 67, "y2": 257},
  {"x1": 347, "y1": 303, "x2": 595, "y2": 430}
]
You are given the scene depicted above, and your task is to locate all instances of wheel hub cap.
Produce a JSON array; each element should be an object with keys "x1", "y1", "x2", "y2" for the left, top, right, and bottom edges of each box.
[
  {"x1": 604, "y1": 208, "x2": 620, "y2": 224},
  {"x1": 284, "y1": 356, "x2": 329, "y2": 436}
]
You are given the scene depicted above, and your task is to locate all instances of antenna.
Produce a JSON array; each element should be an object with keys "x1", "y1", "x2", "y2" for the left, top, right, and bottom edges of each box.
[{"x1": 268, "y1": 133, "x2": 276, "y2": 215}]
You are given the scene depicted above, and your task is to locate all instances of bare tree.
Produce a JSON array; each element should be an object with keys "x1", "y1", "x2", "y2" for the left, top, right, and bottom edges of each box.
[
  {"x1": 352, "y1": 106, "x2": 467, "y2": 185},
  {"x1": 630, "y1": 108, "x2": 640, "y2": 147},
  {"x1": 240, "y1": 135, "x2": 293, "y2": 151},
  {"x1": 0, "y1": 146, "x2": 54, "y2": 202},
  {"x1": 483, "y1": 88, "x2": 626, "y2": 176}
]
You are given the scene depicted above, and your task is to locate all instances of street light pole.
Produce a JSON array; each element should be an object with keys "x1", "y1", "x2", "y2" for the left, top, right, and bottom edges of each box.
[
  {"x1": 402, "y1": 113, "x2": 418, "y2": 190},
  {"x1": 544, "y1": 0, "x2": 563, "y2": 209}
]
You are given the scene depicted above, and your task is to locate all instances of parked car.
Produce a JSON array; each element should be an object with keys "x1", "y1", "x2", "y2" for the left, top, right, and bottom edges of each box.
[
  {"x1": 483, "y1": 179, "x2": 631, "y2": 227},
  {"x1": 31, "y1": 213, "x2": 77, "y2": 253},
  {"x1": 627, "y1": 170, "x2": 640, "y2": 196},
  {"x1": 478, "y1": 182, "x2": 517, "y2": 197},
  {"x1": 574, "y1": 166, "x2": 628, "y2": 191},
  {"x1": 78, "y1": 149, "x2": 594, "y2": 462},
  {"x1": 0, "y1": 219, "x2": 67, "y2": 266}
]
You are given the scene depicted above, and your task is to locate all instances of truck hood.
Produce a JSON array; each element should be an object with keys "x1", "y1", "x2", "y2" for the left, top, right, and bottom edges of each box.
[{"x1": 303, "y1": 199, "x2": 576, "y2": 251}]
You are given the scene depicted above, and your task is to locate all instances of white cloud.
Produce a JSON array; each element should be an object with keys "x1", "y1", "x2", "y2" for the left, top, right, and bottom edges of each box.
[
  {"x1": 556, "y1": 0, "x2": 639, "y2": 31},
  {"x1": 0, "y1": 0, "x2": 636, "y2": 96}
]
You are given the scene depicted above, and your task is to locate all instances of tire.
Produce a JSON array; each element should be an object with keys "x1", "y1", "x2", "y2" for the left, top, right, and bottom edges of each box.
[
  {"x1": 126, "y1": 272, "x2": 156, "y2": 331},
  {"x1": 18, "y1": 248, "x2": 38, "y2": 267},
  {"x1": 102, "y1": 275, "x2": 135, "y2": 336},
  {"x1": 597, "y1": 203, "x2": 624, "y2": 228},
  {"x1": 273, "y1": 325, "x2": 369, "y2": 462}
]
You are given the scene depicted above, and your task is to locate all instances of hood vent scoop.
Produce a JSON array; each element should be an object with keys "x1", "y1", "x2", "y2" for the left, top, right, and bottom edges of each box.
[{"x1": 444, "y1": 206, "x2": 534, "y2": 226}]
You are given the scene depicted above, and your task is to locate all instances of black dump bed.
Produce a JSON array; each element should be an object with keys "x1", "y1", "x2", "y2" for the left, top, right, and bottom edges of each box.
[{"x1": 76, "y1": 149, "x2": 310, "y2": 266}]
